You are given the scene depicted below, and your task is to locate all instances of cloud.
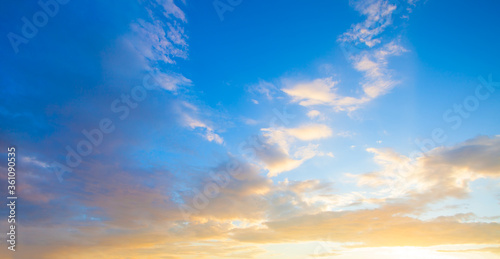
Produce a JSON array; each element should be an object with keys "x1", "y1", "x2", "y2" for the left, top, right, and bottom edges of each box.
[
  {"x1": 176, "y1": 160, "x2": 337, "y2": 223},
  {"x1": 263, "y1": 124, "x2": 333, "y2": 144},
  {"x1": 151, "y1": 70, "x2": 192, "y2": 91},
  {"x1": 221, "y1": 136, "x2": 500, "y2": 253},
  {"x1": 286, "y1": 124, "x2": 333, "y2": 141},
  {"x1": 4, "y1": 136, "x2": 499, "y2": 258},
  {"x1": 231, "y1": 208, "x2": 500, "y2": 248},
  {"x1": 248, "y1": 80, "x2": 280, "y2": 100},
  {"x1": 282, "y1": 0, "x2": 412, "y2": 112},
  {"x1": 354, "y1": 41, "x2": 407, "y2": 98},
  {"x1": 178, "y1": 161, "x2": 272, "y2": 222},
  {"x1": 283, "y1": 41, "x2": 405, "y2": 112},
  {"x1": 281, "y1": 77, "x2": 367, "y2": 111},
  {"x1": 253, "y1": 140, "x2": 313, "y2": 177},
  {"x1": 181, "y1": 109, "x2": 224, "y2": 145},
  {"x1": 156, "y1": 0, "x2": 187, "y2": 21},
  {"x1": 121, "y1": 0, "x2": 189, "y2": 96},
  {"x1": 307, "y1": 110, "x2": 321, "y2": 119},
  {"x1": 339, "y1": 0, "x2": 399, "y2": 47},
  {"x1": 311, "y1": 251, "x2": 341, "y2": 257},
  {"x1": 282, "y1": 78, "x2": 340, "y2": 106},
  {"x1": 424, "y1": 135, "x2": 500, "y2": 178},
  {"x1": 281, "y1": 77, "x2": 368, "y2": 111},
  {"x1": 352, "y1": 135, "x2": 500, "y2": 202},
  {"x1": 22, "y1": 156, "x2": 50, "y2": 168},
  {"x1": 255, "y1": 124, "x2": 333, "y2": 176},
  {"x1": 2, "y1": 0, "x2": 497, "y2": 258},
  {"x1": 128, "y1": 16, "x2": 187, "y2": 65},
  {"x1": 438, "y1": 246, "x2": 500, "y2": 255}
]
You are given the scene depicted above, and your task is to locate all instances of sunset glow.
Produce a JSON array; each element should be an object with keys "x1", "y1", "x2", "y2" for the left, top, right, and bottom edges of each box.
[{"x1": 1, "y1": 0, "x2": 499, "y2": 258}]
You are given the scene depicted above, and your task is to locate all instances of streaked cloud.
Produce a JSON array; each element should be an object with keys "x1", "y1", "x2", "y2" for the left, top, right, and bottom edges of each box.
[
  {"x1": 339, "y1": 0, "x2": 398, "y2": 47},
  {"x1": 282, "y1": 0, "x2": 411, "y2": 112},
  {"x1": 179, "y1": 102, "x2": 225, "y2": 145}
]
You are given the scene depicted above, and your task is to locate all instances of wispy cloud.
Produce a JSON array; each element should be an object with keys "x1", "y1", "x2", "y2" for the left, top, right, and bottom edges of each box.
[
  {"x1": 282, "y1": 0, "x2": 410, "y2": 112},
  {"x1": 256, "y1": 124, "x2": 333, "y2": 176},
  {"x1": 179, "y1": 102, "x2": 225, "y2": 145},
  {"x1": 339, "y1": 0, "x2": 398, "y2": 47},
  {"x1": 129, "y1": 18, "x2": 187, "y2": 65}
]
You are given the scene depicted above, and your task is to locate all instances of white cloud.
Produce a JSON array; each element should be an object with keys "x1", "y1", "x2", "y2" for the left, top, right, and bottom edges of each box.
[
  {"x1": 325, "y1": 152, "x2": 335, "y2": 158},
  {"x1": 339, "y1": 0, "x2": 398, "y2": 48},
  {"x1": 255, "y1": 130, "x2": 306, "y2": 176},
  {"x1": 283, "y1": 41, "x2": 407, "y2": 112},
  {"x1": 281, "y1": 0, "x2": 412, "y2": 112},
  {"x1": 124, "y1": 0, "x2": 189, "y2": 92},
  {"x1": 307, "y1": 110, "x2": 321, "y2": 119},
  {"x1": 282, "y1": 78, "x2": 340, "y2": 106},
  {"x1": 183, "y1": 115, "x2": 224, "y2": 145},
  {"x1": 354, "y1": 41, "x2": 406, "y2": 98},
  {"x1": 156, "y1": 0, "x2": 187, "y2": 21},
  {"x1": 286, "y1": 124, "x2": 333, "y2": 141},
  {"x1": 129, "y1": 18, "x2": 188, "y2": 65},
  {"x1": 205, "y1": 130, "x2": 224, "y2": 144},
  {"x1": 282, "y1": 77, "x2": 368, "y2": 111},
  {"x1": 352, "y1": 135, "x2": 500, "y2": 200},
  {"x1": 179, "y1": 102, "x2": 224, "y2": 145},
  {"x1": 150, "y1": 70, "x2": 191, "y2": 91},
  {"x1": 256, "y1": 124, "x2": 333, "y2": 176},
  {"x1": 262, "y1": 124, "x2": 333, "y2": 149}
]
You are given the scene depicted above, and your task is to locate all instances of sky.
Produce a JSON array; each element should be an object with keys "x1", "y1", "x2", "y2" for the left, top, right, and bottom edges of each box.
[{"x1": 0, "y1": 0, "x2": 500, "y2": 258}]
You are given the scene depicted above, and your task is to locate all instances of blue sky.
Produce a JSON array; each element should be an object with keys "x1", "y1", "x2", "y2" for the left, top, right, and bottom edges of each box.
[{"x1": 1, "y1": 0, "x2": 500, "y2": 258}]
